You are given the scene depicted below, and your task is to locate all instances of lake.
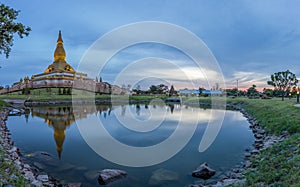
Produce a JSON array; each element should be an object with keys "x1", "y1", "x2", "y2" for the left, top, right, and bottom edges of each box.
[{"x1": 6, "y1": 103, "x2": 254, "y2": 186}]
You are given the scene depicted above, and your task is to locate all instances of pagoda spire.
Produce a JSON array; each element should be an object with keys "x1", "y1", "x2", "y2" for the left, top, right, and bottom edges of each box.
[
  {"x1": 54, "y1": 30, "x2": 66, "y2": 61},
  {"x1": 54, "y1": 128, "x2": 65, "y2": 159},
  {"x1": 57, "y1": 30, "x2": 63, "y2": 43}
]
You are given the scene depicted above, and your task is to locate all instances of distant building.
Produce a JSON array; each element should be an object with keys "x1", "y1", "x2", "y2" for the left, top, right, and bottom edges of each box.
[
  {"x1": 202, "y1": 90, "x2": 222, "y2": 95},
  {"x1": 178, "y1": 89, "x2": 222, "y2": 96},
  {"x1": 178, "y1": 89, "x2": 200, "y2": 96}
]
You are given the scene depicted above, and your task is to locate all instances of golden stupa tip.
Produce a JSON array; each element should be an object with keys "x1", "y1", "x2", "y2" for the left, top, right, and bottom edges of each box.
[{"x1": 57, "y1": 30, "x2": 63, "y2": 43}]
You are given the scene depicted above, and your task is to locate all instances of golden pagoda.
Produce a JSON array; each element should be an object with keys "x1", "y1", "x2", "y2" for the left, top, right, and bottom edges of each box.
[
  {"x1": 0, "y1": 31, "x2": 118, "y2": 95},
  {"x1": 31, "y1": 31, "x2": 88, "y2": 87},
  {"x1": 44, "y1": 31, "x2": 75, "y2": 73}
]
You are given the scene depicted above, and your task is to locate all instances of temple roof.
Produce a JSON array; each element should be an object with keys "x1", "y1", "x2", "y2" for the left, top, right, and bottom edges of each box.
[{"x1": 44, "y1": 31, "x2": 76, "y2": 73}]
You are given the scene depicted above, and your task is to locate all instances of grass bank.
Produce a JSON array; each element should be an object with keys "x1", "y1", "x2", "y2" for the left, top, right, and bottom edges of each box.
[
  {"x1": 0, "y1": 88, "x2": 167, "y2": 102},
  {"x1": 1, "y1": 95, "x2": 299, "y2": 186},
  {"x1": 186, "y1": 96, "x2": 300, "y2": 186},
  {"x1": 0, "y1": 103, "x2": 28, "y2": 186},
  {"x1": 0, "y1": 148, "x2": 28, "y2": 186},
  {"x1": 0, "y1": 100, "x2": 9, "y2": 109}
]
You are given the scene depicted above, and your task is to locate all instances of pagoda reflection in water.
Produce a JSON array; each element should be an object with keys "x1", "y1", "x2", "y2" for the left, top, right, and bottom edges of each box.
[
  {"x1": 26, "y1": 103, "x2": 177, "y2": 159},
  {"x1": 29, "y1": 105, "x2": 112, "y2": 159}
]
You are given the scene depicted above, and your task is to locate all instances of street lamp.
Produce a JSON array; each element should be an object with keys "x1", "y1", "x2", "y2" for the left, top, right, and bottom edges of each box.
[{"x1": 236, "y1": 79, "x2": 239, "y2": 97}]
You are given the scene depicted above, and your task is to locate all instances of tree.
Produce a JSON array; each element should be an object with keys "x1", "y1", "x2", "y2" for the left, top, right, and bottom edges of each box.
[
  {"x1": 0, "y1": 4, "x2": 31, "y2": 58},
  {"x1": 247, "y1": 84, "x2": 259, "y2": 97},
  {"x1": 149, "y1": 84, "x2": 168, "y2": 94},
  {"x1": 263, "y1": 88, "x2": 274, "y2": 97},
  {"x1": 149, "y1": 85, "x2": 157, "y2": 94},
  {"x1": 67, "y1": 87, "x2": 71, "y2": 95},
  {"x1": 198, "y1": 87, "x2": 205, "y2": 96},
  {"x1": 225, "y1": 88, "x2": 238, "y2": 96},
  {"x1": 267, "y1": 70, "x2": 299, "y2": 101},
  {"x1": 58, "y1": 88, "x2": 62, "y2": 95},
  {"x1": 169, "y1": 85, "x2": 175, "y2": 96},
  {"x1": 132, "y1": 84, "x2": 142, "y2": 95}
]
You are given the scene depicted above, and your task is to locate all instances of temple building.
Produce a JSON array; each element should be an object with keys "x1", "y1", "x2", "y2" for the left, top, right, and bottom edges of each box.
[
  {"x1": 31, "y1": 31, "x2": 89, "y2": 87},
  {"x1": 0, "y1": 31, "x2": 124, "y2": 94}
]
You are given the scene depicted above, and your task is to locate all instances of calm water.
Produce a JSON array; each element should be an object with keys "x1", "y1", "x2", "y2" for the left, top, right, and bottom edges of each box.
[{"x1": 7, "y1": 104, "x2": 254, "y2": 186}]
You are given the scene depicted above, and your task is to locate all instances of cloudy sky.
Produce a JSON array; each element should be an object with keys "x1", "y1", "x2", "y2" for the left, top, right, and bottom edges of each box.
[{"x1": 1, "y1": 0, "x2": 300, "y2": 90}]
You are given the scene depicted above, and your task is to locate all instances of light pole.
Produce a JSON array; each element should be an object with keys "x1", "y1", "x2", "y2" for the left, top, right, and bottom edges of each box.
[{"x1": 236, "y1": 79, "x2": 239, "y2": 96}]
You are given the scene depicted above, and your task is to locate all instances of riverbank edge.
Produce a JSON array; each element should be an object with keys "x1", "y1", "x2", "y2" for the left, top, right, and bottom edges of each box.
[
  {"x1": 23, "y1": 99, "x2": 152, "y2": 106},
  {"x1": 2, "y1": 99, "x2": 293, "y2": 186},
  {"x1": 0, "y1": 107, "x2": 61, "y2": 186},
  {"x1": 187, "y1": 102, "x2": 289, "y2": 187}
]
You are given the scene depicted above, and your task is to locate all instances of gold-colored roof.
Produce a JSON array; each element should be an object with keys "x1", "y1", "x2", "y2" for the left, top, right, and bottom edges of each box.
[{"x1": 44, "y1": 31, "x2": 76, "y2": 73}]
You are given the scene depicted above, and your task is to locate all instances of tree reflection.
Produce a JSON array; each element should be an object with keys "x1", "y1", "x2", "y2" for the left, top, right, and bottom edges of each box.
[{"x1": 26, "y1": 103, "x2": 182, "y2": 159}]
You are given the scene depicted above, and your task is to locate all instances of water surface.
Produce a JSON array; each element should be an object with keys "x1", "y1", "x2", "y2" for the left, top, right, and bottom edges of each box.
[{"x1": 7, "y1": 104, "x2": 254, "y2": 186}]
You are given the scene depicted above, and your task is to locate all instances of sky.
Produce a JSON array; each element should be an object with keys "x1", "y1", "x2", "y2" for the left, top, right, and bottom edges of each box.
[{"x1": 1, "y1": 0, "x2": 300, "y2": 90}]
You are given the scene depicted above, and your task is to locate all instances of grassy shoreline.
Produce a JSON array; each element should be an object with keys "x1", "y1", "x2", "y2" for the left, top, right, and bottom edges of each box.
[
  {"x1": 0, "y1": 106, "x2": 29, "y2": 186},
  {"x1": 0, "y1": 93, "x2": 167, "y2": 102},
  {"x1": 196, "y1": 97, "x2": 300, "y2": 186}
]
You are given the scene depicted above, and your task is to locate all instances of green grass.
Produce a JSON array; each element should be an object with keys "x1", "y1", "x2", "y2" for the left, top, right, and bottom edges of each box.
[
  {"x1": 0, "y1": 146, "x2": 28, "y2": 186},
  {"x1": 0, "y1": 101, "x2": 28, "y2": 186},
  {"x1": 244, "y1": 134, "x2": 300, "y2": 187},
  {"x1": 184, "y1": 96, "x2": 300, "y2": 135},
  {"x1": 0, "y1": 88, "x2": 167, "y2": 102},
  {"x1": 184, "y1": 96, "x2": 300, "y2": 186},
  {"x1": 1, "y1": 94, "x2": 300, "y2": 186},
  {"x1": 226, "y1": 97, "x2": 300, "y2": 135},
  {"x1": 0, "y1": 100, "x2": 9, "y2": 109}
]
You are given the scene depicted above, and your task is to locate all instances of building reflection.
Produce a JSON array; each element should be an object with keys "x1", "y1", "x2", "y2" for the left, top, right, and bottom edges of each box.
[
  {"x1": 30, "y1": 105, "x2": 111, "y2": 159},
  {"x1": 28, "y1": 103, "x2": 180, "y2": 159}
]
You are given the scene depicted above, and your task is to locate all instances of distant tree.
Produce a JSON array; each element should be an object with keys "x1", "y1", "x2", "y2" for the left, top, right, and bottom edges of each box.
[
  {"x1": 247, "y1": 84, "x2": 259, "y2": 97},
  {"x1": 225, "y1": 88, "x2": 238, "y2": 96},
  {"x1": 198, "y1": 87, "x2": 205, "y2": 96},
  {"x1": 169, "y1": 85, "x2": 175, "y2": 96},
  {"x1": 58, "y1": 87, "x2": 62, "y2": 95},
  {"x1": 133, "y1": 84, "x2": 142, "y2": 95},
  {"x1": 67, "y1": 87, "x2": 71, "y2": 95},
  {"x1": 0, "y1": 4, "x2": 31, "y2": 59},
  {"x1": 149, "y1": 85, "x2": 157, "y2": 94},
  {"x1": 149, "y1": 84, "x2": 168, "y2": 94},
  {"x1": 25, "y1": 87, "x2": 30, "y2": 95},
  {"x1": 63, "y1": 87, "x2": 66, "y2": 95},
  {"x1": 263, "y1": 88, "x2": 274, "y2": 97},
  {"x1": 267, "y1": 70, "x2": 298, "y2": 101},
  {"x1": 136, "y1": 84, "x2": 141, "y2": 95}
]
